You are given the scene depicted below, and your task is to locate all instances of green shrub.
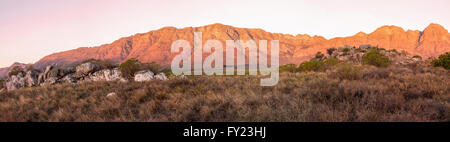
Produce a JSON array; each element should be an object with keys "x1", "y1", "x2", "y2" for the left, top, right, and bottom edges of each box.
[
  {"x1": 327, "y1": 48, "x2": 337, "y2": 55},
  {"x1": 297, "y1": 57, "x2": 340, "y2": 72},
  {"x1": 280, "y1": 64, "x2": 298, "y2": 73},
  {"x1": 363, "y1": 49, "x2": 391, "y2": 67},
  {"x1": 298, "y1": 60, "x2": 324, "y2": 72},
  {"x1": 119, "y1": 58, "x2": 142, "y2": 78},
  {"x1": 412, "y1": 55, "x2": 422, "y2": 60},
  {"x1": 334, "y1": 63, "x2": 363, "y2": 80},
  {"x1": 160, "y1": 68, "x2": 173, "y2": 77},
  {"x1": 343, "y1": 48, "x2": 350, "y2": 53},
  {"x1": 432, "y1": 52, "x2": 450, "y2": 70},
  {"x1": 8, "y1": 66, "x2": 24, "y2": 77},
  {"x1": 323, "y1": 58, "x2": 339, "y2": 67},
  {"x1": 315, "y1": 52, "x2": 325, "y2": 59}
]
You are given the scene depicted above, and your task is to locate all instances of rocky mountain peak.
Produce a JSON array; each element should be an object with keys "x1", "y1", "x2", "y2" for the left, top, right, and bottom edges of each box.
[{"x1": 3, "y1": 23, "x2": 446, "y2": 79}]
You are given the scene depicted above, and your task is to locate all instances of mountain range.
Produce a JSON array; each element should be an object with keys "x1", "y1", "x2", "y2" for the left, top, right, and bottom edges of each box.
[{"x1": 0, "y1": 23, "x2": 449, "y2": 78}]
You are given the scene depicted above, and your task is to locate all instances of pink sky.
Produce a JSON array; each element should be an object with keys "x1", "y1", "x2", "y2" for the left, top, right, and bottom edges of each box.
[{"x1": 0, "y1": 0, "x2": 449, "y2": 67}]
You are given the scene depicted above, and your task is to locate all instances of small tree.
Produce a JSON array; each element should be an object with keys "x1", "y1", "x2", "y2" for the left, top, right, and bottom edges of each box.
[
  {"x1": 363, "y1": 49, "x2": 391, "y2": 67},
  {"x1": 119, "y1": 58, "x2": 142, "y2": 78},
  {"x1": 315, "y1": 52, "x2": 325, "y2": 59},
  {"x1": 334, "y1": 62, "x2": 363, "y2": 80},
  {"x1": 432, "y1": 52, "x2": 450, "y2": 70},
  {"x1": 327, "y1": 48, "x2": 337, "y2": 55}
]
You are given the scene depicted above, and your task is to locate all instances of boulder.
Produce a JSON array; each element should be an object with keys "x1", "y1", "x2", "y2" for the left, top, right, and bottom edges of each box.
[
  {"x1": 38, "y1": 65, "x2": 54, "y2": 84},
  {"x1": 6, "y1": 72, "x2": 26, "y2": 91},
  {"x1": 106, "y1": 92, "x2": 117, "y2": 98},
  {"x1": 61, "y1": 74, "x2": 76, "y2": 84},
  {"x1": 134, "y1": 70, "x2": 154, "y2": 82},
  {"x1": 40, "y1": 77, "x2": 58, "y2": 86},
  {"x1": 75, "y1": 63, "x2": 99, "y2": 77},
  {"x1": 154, "y1": 73, "x2": 168, "y2": 80},
  {"x1": 24, "y1": 70, "x2": 39, "y2": 87},
  {"x1": 90, "y1": 68, "x2": 127, "y2": 82}
]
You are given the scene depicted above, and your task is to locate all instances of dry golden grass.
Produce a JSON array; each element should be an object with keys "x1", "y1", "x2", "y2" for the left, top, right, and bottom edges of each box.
[{"x1": 0, "y1": 64, "x2": 449, "y2": 122}]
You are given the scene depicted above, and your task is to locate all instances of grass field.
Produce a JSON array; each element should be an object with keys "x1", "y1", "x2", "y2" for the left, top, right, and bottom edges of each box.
[{"x1": 0, "y1": 63, "x2": 448, "y2": 122}]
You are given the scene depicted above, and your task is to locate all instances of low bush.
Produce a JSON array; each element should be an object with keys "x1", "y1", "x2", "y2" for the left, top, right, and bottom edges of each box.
[
  {"x1": 160, "y1": 68, "x2": 173, "y2": 77},
  {"x1": 280, "y1": 64, "x2": 298, "y2": 73},
  {"x1": 412, "y1": 55, "x2": 422, "y2": 60},
  {"x1": 327, "y1": 48, "x2": 337, "y2": 55},
  {"x1": 432, "y1": 52, "x2": 450, "y2": 70},
  {"x1": 343, "y1": 48, "x2": 350, "y2": 53},
  {"x1": 323, "y1": 58, "x2": 339, "y2": 67},
  {"x1": 333, "y1": 62, "x2": 363, "y2": 80},
  {"x1": 315, "y1": 52, "x2": 325, "y2": 59},
  {"x1": 363, "y1": 49, "x2": 391, "y2": 67},
  {"x1": 298, "y1": 60, "x2": 324, "y2": 72},
  {"x1": 297, "y1": 58, "x2": 339, "y2": 72}
]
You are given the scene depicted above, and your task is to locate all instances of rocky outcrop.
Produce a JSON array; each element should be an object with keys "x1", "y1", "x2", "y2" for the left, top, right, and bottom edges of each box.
[
  {"x1": 75, "y1": 63, "x2": 99, "y2": 78},
  {"x1": 321, "y1": 45, "x2": 423, "y2": 65},
  {"x1": 154, "y1": 73, "x2": 168, "y2": 80},
  {"x1": 6, "y1": 70, "x2": 41, "y2": 91},
  {"x1": 40, "y1": 77, "x2": 58, "y2": 86},
  {"x1": 5, "y1": 72, "x2": 26, "y2": 91},
  {"x1": 61, "y1": 74, "x2": 76, "y2": 84},
  {"x1": 24, "y1": 70, "x2": 39, "y2": 87},
  {"x1": 90, "y1": 68, "x2": 127, "y2": 82},
  {"x1": 0, "y1": 62, "x2": 26, "y2": 79},
  {"x1": 3, "y1": 63, "x2": 169, "y2": 91},
  {"x1": 134, "y1": 70, "x2": 154, "y2": 82},
  {"x1": 33, "y1": 23, "x2": 449, "y2": 70}
]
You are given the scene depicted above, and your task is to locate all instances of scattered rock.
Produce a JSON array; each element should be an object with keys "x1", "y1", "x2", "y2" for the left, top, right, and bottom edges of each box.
[
  {"x1": 106, "y1": 92, "x2": 117, "y2": 97},
  {"x1": 75, "y1": 63, "x2": 99, "y2": 77},
  {"x1": 154, "y1": 73, "x2": 168, "y2": 80},
  {"x1": 61, "y1": 74, "x2": 76, "y2": 84},
  {"x1": 90, "y1": 68, "x2": 127, "y2": 82},
  {"x1": 134, "y1": 70, "x2": 154, "y2": 82}
]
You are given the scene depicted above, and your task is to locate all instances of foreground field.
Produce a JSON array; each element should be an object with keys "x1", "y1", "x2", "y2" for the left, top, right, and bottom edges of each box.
[{"x1": 0, "y1": 63, "x2": 448, "y2": 122}]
